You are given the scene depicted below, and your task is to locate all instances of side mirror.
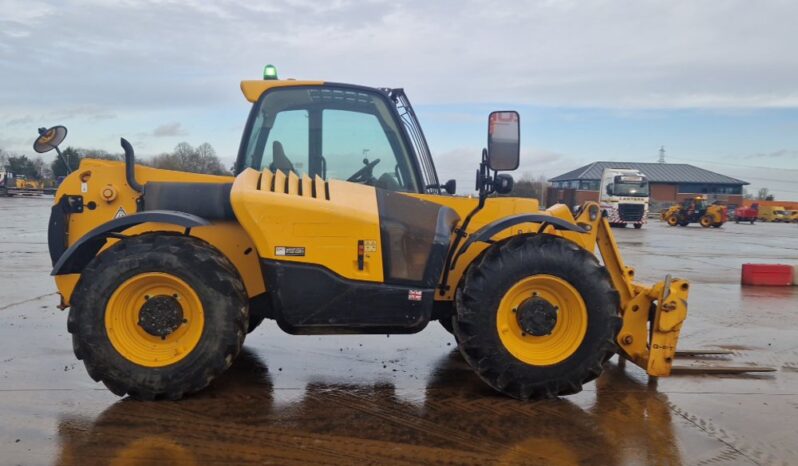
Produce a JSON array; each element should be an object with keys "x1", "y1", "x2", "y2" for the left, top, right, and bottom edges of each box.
[
  {"x1": 443, "y1": 179, "x2": 456, "y2": 195},
  {"x1": 487, "y1": 111, "x2": 520, "y2": 171},
  {"x1": 33, "y1": 126, "x2": 68, "y2": 154},
  {"x1": 34, "y1": 125, "x2": 72, "y2": 174}
]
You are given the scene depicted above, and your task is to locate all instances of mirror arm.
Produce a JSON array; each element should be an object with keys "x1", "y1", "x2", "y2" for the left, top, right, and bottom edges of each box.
[
  {"x1": 53, "y1": 146, "x2": 71, "y2": 174},
  {"x1": 438, "y1": 149, "x2": 491, "y2": 295}
]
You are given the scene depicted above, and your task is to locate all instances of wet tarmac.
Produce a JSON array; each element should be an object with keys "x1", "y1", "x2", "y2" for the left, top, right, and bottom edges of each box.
[{"x1": 1, "y1": 196, "x2": 797, "y2": 465}]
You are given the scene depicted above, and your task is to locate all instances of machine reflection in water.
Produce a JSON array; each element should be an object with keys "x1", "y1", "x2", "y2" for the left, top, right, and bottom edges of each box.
[{"x1": 56, "y1": 350, "x2": 683, "y2": 466}]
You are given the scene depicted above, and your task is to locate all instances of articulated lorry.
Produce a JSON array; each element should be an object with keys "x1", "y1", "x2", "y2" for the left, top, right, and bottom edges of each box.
[{"x1": 599, "y1": 168, "x2": 649, "y2": 228}]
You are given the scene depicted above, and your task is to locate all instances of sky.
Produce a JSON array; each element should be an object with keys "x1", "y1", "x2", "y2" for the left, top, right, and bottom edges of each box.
[{"x1": 1, "y1": 0, "x2": 797, "y2": 198}]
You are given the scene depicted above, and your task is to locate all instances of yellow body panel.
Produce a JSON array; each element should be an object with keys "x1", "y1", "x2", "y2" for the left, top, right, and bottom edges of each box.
[
  {"x1": 408, "y1": 195, "x2": 594, "y2": 300},
  {"x1": 240, "y1": 80, "x2": 324, "y2": 103},
  {"x1": 52, "y1": 159, "x2": 264, "y2": 305},
  {"x1": 231, "y1": 168, "x2": 384, "y2": 282}
]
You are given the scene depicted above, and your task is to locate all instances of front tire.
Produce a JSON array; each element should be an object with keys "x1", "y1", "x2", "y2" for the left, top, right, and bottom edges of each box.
[
  {"x1": 68, "y1": 234, "x2": 248, "y2": 400},
  {"x1": 454, "y1": 235, "x2": 620, "y2": 400}
]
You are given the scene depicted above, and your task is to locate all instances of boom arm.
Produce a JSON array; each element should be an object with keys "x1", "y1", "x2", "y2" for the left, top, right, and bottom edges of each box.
[{"x1": 571, "y1": 202, "x2": 689, "y2": 376}]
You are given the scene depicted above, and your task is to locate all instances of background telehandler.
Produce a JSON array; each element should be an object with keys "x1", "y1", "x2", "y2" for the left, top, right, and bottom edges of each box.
[
  {"x1": 41, "y1": 68, "x2": 753, "y2": 401},
  {"x1": 662, "y1": 196, "x2": 727, "y2": 228}
]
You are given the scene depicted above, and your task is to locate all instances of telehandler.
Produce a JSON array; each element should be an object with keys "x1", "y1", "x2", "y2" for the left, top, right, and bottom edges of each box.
[
  {"x1": 41, "y1": 68, "x2": 760, "y2": 401},
  {"x1": 662, "y1": 196, "x2": 727, "y2": 228}
]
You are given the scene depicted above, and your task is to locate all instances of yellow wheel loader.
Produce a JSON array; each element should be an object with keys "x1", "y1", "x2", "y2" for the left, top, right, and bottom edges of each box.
[{"x1": 40, "y1": 70, "x2": 752, "y2": 401}]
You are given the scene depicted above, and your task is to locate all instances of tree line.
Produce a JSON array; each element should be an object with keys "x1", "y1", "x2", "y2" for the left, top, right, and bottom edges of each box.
[{"x1": 1, "y1": 142, "x2": 231, "y2": 179}]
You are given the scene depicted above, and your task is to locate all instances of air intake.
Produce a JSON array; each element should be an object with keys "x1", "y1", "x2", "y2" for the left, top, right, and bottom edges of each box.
[{"x1": 258, "y1": 170, "x2": 329, "y2": 200}]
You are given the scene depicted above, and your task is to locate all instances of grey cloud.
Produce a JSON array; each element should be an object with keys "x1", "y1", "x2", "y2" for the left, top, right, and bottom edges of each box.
[
  {"x1": 152, "y1": 122, "x2": 187, "y2": 138},
  {"x1": 50, "y1": 106, "x2": 117, "y2": 121},
  {"x1": 1, "y1": 0, "x2": 797, "y2": 111},
  {"x1": 6, "y1": 115, "x2": 34, "y2": 126},
  {"x1": 746, "y1": 149, "x2": 798, "y2": 159}
]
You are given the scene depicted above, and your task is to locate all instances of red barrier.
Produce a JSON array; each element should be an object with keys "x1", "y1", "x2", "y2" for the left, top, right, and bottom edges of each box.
[{"x1": 741, "y1": 264, "x2": 794, "y2": 286}]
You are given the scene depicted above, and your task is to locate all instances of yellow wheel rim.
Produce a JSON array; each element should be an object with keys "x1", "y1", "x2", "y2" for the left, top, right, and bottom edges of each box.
[
  {"x1": 105, "y1": 273, "x2": 204, "y2": 367},
  {"x1": 496, "y1": 275, "x2": 588, "y2": 366},
  {"x1": 700, "y1": 216, "x2": 711, "y2": 227},
  {"x1": 667, "y1": 216, "x2": 678, "y2": 226}
]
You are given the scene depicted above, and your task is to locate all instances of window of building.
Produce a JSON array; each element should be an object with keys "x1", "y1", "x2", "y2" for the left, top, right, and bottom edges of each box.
[
  {"x1": 678, "y1": 183, "x2": 742, "y2": 195},
  {"x1": 579, "y1": 180, "x2": 600, "y2": 191}
]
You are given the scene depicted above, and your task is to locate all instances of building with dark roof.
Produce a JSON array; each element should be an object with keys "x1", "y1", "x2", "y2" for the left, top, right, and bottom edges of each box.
[{"x1": 548, "y1": 161, "x2": 749, "y2": 208}]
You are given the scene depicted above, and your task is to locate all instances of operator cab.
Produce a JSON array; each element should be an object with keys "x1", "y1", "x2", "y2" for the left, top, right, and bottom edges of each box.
[{"x1": 236, "y1": 81, "x2": 451, "y2": 194}]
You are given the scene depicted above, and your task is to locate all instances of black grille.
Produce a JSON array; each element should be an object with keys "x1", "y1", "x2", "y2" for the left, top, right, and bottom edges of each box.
[{"x1": 618, "y1": 203, "x2": 645, "y2": 221}]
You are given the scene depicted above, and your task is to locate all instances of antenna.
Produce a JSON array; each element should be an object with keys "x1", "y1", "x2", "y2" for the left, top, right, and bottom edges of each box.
[{"x1": 658, "y1": 146, "x2": 666, "y2": 163}]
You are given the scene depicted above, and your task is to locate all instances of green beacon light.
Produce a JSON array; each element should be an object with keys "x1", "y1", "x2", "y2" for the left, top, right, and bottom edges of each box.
[{"x1": 263, "y1": 64, "x2": 278, "y2": 80}]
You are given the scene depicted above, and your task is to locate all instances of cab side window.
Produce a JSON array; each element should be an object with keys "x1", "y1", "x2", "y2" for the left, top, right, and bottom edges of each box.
[
  {"x1": 262, "y1": 110, "x2": 309, "y2": 176},
  {"x1": 322, "y1": 109, "x2": 403, "y2": 189}
]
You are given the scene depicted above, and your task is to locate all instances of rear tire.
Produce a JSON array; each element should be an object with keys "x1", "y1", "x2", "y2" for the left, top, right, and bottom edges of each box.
[
  {"x1": 68, "y1": 234, "x2": 248, "y2": 400},
  {"x1": 633, "y1": 223, "x2": 643, "y2": 229},
  {"x1": 454, "y1": 235, "x2": 620, "y2": 400}
]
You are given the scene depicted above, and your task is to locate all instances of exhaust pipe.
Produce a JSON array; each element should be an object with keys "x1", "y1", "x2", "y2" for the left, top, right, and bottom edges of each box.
[{"x1": 120, "y1": 138, "x2": 143, "y2": 193}]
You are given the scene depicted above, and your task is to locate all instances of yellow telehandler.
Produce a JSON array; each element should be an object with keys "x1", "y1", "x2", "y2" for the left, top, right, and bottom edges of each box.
[
  {"x1": 40, "y1": 68, "x2": 764, "y2": 401},
  {"x1": 661, "y1": 196, "x2": 727, "y2": 228}
]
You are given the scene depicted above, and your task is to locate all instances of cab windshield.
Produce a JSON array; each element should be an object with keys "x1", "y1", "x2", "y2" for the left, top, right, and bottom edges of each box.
[
  {"x1": 613, "y1": 182, "x2": 650, "y2": 196},
  {"x1": 236, "y1": 85, "x2": 421, "y2": 193}
]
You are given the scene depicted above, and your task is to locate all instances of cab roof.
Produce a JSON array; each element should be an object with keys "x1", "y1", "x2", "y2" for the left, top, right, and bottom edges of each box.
[{"x1": 240, "y1": 80, "x2": 325, "y2": 103}]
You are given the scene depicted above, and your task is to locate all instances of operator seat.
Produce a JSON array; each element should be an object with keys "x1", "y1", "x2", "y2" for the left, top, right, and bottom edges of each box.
[
  {"x1": 270, "y1": 141, "x2": 295, "y2": 174},
  {"x1": 375, "y1": 173, "x2": 402, "y2": 191}
]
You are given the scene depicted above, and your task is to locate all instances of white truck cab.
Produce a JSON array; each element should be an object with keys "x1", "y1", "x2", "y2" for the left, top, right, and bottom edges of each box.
[{"x1": 600, "y1": 168, "x2": 650, "y2": 228}]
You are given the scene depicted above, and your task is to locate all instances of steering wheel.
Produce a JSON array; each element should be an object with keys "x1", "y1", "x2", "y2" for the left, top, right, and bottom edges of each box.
[{"x1": 347, "y1": 158, "x2": 381, "y2": 183}]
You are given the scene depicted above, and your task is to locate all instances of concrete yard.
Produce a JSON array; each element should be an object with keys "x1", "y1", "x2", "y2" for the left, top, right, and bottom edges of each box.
[{"x1": 1, "y1": 196, "x2": 797, "y2": 465}]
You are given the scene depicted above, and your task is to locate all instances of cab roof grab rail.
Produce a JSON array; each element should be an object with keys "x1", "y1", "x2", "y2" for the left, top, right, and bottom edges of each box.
[{"x1": 120, "y1": 138, "x2": 143, "y2": 193}]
